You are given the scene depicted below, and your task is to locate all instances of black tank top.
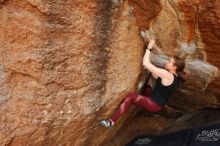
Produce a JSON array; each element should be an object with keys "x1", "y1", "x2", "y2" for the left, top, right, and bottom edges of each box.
[{"x1": 151, "y1": 73, "x2": 180, "y2": 106}]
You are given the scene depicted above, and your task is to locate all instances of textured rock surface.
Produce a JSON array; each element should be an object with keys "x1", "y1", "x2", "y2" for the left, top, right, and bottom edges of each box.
[
  {"x1": 0, "y1": 0, "x2": 219, "y2": 146},
  {"x1": 105, "y1": 0, "x2": 220, "y2": 145},
  {"x1": 0, "y1": 0, "x2": 143, "y2": 145},
  {"x1": 128, "y1": 0, "x2": 220, "y2": 108},
  {"x1": 105, "y1": 108, "x2": 220, "y2": 146}
]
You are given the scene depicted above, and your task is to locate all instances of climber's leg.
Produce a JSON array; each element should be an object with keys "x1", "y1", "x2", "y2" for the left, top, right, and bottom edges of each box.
[
  {"x1": 109, "y1": 93, "x2": 137, "y2": 125},
  {"x1": 133, "y1": 94, "x2": 162, "y2": 112},
  {"x1": 100, "y1": 93, "x2": 138, "y2": 128},
  {"x1": 109, "y1": 92, "x2": 162, "y2": 124}
]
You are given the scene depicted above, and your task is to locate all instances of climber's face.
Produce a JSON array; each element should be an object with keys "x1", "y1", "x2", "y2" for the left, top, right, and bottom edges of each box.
[{"x1": 165, "y1": 57, "x2": 177, "y2": 71}]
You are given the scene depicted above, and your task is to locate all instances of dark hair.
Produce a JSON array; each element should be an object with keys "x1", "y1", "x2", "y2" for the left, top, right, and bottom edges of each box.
[{"x1": 173, "y1": 55, "x2": 186, "y2": 83}]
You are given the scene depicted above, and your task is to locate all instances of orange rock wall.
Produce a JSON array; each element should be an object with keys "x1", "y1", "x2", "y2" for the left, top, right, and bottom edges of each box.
[
  {"x1": 0, "y1": 0, "x2": 219, "y2": 146},
  {"x1": 0, "y1": 0, "x2": 143, "y2": 145}
]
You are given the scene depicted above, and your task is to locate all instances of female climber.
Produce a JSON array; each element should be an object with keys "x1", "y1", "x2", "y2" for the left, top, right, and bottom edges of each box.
[{"x1": 100, "y1": 39, "x2": 185, "y2": 128}]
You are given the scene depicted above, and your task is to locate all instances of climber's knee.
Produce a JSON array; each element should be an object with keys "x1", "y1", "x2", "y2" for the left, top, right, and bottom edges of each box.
[
  {"x1": 126, "y1": 92, "x2": 139, "y2": 103},
  {"x1": 124, "y1": 94, "x2": 132, "y2": 103},
  {"x1": 134, "y1": 95, "x2": 144, "y2": 103}
]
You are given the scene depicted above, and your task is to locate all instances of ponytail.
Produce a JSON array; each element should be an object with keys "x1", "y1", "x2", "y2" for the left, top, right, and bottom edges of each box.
[
  {"x1": 173, "y1": 55, "x2": 186, "y2": 84},
  {"x1": 177, "y1": 71, "x2": 186, "y2": 83}
]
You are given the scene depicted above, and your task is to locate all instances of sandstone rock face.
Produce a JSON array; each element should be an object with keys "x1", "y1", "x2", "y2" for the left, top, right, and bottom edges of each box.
[
  {"x1": 0, "y1": 0, "x2": 219, "y2": 146},
  {"x1": 0, "y1": 0, "x2": 143, "y2": 145},
  {"x1": 149, "y1": 0, "x2": 220, "y2": 111},
  {"x1": 105, "y1": 0, "x2": 220, "y2": 145},
  {"x1": 128, "y1": 0, "x2": 220, "y2": 109}
]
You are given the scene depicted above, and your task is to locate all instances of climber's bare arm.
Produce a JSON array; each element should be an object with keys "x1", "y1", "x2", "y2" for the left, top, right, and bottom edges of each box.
[
  {"x1": 143, "y1": 66, "x2": 158, "y2": 79},
  {"x1": 143, "y1": 39, "x2": 170, "y2": 80},
  {"x1": 151, "y1": 73, "x2": 158, "y2": 79},
  {"x1": 143, "y1": 52, "x2": 169, "y2": 79}
]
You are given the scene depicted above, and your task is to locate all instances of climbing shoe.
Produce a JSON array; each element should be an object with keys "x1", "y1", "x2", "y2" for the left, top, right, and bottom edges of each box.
[{"x1": 100, "y1": 119, "x2": 114, "y2": 128}]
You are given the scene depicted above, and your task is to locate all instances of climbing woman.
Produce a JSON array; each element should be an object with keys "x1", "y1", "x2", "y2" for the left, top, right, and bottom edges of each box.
[{"x1": 100, "y1": 39, "x2": 185, "y2": 128}]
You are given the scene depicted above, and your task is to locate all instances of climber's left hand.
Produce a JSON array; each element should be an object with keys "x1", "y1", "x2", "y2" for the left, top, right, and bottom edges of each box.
[{"x1": 147, "y1": 39, "x2": 155, "y2": 49}]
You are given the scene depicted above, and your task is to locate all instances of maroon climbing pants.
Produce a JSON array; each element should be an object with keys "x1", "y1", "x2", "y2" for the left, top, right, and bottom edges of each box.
[{"x1": 109, "y1": 85, "x2": 162, "y2": 123}]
